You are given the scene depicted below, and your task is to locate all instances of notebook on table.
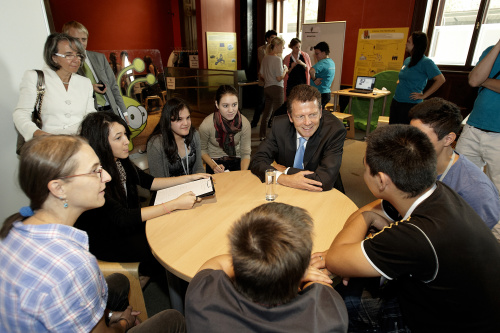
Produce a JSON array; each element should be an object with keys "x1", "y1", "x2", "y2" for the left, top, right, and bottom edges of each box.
[
  {"x1": 154, "y1": 178, "x2": 215, "y2": 205},
  {"x1": 349, "y1": 76, "x2": 376, "y2": 94}
]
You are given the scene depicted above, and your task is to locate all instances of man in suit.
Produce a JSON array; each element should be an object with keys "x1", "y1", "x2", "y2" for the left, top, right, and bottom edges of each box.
[
  {"x1": 63, "y1": 21, "x2": 129, "y2": 124},
  {"x1": 250, "y1": 84, "x2": 346, "y2": 192}
]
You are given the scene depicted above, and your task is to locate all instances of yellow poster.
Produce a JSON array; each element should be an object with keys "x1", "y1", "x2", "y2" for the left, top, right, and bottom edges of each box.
[
  {"x1": 352, "y1": 28, "x2": 409, "y2": 86},
  {"x1": 206, "y1": 32, "x2": 237, "y2": 70}
]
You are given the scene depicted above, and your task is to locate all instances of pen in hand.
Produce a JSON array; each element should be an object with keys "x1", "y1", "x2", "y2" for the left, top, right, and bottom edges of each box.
[{"x1": 210, "y1": 158, "x2": 224, "y2": 173}]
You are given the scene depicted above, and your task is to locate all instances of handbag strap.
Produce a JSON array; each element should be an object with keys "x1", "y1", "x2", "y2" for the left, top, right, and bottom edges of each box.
[{"x1": 33, "y1": 69, "x2": 45, "y2": 116}]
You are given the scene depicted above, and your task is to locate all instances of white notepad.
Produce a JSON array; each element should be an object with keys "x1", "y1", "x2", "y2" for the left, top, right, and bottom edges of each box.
[{"x1": 154, "y1": 178, "x2": 215, "y2": 205}]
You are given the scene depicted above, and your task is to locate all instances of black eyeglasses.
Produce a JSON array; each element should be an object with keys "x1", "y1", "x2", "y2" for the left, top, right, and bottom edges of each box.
[
  {"x1": 54, "y1": 53, "x2": 84, "y2": 61},
  {"x1": 59, "y1": 166, "x2": 103, "y2": 179}
]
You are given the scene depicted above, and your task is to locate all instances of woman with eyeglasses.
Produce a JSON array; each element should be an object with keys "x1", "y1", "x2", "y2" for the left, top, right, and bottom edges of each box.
[
  {"x1": 75, "y1": 112, "x2": 209, "y2": 276},
  {"x1": 13, "y1": 33, "x2": 96, "y2": 141},
  {"x1": 0, "y1": 135, "x2": 186, "y2": 332}
]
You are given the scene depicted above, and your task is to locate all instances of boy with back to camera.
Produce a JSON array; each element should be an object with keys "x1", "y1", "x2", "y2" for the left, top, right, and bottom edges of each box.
[{"x1": 185, "y1": 202, "x2": 348, "y2": 333}]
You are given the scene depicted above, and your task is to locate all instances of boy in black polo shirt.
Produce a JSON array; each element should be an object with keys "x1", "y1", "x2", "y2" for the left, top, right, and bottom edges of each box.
[{"x1": 323, "y1": 125, "x2": 500, "y2": 332}]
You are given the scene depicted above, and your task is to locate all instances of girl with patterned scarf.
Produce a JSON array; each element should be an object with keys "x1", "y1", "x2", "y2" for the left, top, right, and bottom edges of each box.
[{"x1": 199, "y1": 85, "x2": 251, "y2": 173}]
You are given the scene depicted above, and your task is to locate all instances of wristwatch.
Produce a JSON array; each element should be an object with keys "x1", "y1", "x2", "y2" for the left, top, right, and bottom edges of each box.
[{"x1": 105, "y1": 310, "x2": 113, "y2": 325}]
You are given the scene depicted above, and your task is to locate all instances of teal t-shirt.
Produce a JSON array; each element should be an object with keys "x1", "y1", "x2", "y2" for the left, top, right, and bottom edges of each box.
[
  {"x1": 467, "y1": 45, "x2": 500, "y2": 132},
  {"x1": 394, "y1": 56, "x2": 441, "y2": 104},
  {"x1": 310, "y1": 58, "x2": 335, "y2": 93}
]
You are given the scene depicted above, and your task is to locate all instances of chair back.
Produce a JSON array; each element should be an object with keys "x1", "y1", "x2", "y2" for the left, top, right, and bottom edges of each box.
[
  {"x1": 97, "y1": 260, "x2": 148, "y2": 322},
  {"x1": 344, "y1": 70, "x2": 399, "y2": 131}
]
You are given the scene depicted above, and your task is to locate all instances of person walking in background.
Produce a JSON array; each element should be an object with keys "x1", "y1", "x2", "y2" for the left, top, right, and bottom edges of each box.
[
  {"x1": 456, "y1": 39, "x2": 500, "y2": 194},
  {"x1": 388, "y1": 31, "x2": 445, "y2": 124},
  {"x1": 259, "y1": 36, "x2": 288, "y2": 140},
  {"x1": 309, "y1": 42, "x2": 335, "y2": 111},
  {"x1": 251, "y1": 29, "x2": 277, "y2": 128}
]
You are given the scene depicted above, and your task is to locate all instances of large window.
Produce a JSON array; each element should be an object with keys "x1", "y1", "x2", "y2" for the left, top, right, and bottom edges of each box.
[
  {"x1": 424, "y1": 0, "x2": 500, "y2": 67},
  {"x1": 265, "y1": 0, "x2": 319, "y2": 57}
]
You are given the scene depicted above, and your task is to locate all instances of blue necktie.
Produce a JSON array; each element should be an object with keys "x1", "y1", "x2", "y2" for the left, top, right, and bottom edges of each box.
[{"x1": 293, "y1": 137, "x2": 307, "y2": 169}]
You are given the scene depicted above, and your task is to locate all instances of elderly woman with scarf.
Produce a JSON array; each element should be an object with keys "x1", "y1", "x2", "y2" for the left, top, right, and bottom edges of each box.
[{"x1": 199, "y1": 85, "x2": 251, "y2": 173}]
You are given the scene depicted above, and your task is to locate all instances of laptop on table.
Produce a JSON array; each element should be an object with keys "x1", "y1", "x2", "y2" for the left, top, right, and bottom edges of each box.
[{"x1": 349, "y1": 76, "x2": 376, "y2": 94}]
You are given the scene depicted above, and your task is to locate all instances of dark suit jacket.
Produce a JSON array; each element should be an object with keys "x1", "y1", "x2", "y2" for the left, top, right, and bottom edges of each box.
[
  {"x1": 79, "y1": 51, "x2": 127, "y2": 118},
  {"x1": 250, "y1": 110, "x2": 346, "y2": 191}
]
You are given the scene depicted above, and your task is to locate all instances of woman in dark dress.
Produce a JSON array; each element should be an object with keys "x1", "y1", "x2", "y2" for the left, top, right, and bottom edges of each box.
[
  {"x1": 75, "y1": 112, "x2": 208, "y2": 275},
  {"x1": 270, "y1": 37, "x2": 312, "y2": 121},
  {"x1": 283, "y1": 38, "x2": 312, "y2": 99}
]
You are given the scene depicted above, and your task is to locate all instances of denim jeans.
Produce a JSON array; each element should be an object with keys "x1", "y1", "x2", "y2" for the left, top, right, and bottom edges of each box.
[{"x1": 335, "y1": 277, "x2": 411, "y2": 333}]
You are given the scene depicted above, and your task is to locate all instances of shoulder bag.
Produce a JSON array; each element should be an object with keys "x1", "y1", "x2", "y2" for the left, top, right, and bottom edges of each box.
[{"x1": 16, "y1": 70, "x2": 45, "y2": 155}]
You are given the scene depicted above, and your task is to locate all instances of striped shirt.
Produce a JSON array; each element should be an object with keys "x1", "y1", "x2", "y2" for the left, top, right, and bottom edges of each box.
[{"x1": 0, "y1": 222, "x2": 107, "y2": 332}]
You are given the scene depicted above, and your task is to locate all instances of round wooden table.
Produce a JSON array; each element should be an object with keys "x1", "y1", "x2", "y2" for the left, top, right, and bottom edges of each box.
[{"x1": 146, "y1": 170, "x2": 358, "y2": 282}]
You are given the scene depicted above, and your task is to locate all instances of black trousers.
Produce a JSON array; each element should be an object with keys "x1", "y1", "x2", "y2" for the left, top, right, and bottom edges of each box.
[
  {"x1": 106, "y1": 273, "x2": 130, "y2": 311},
  {"x1": 388, "y1": 99, "x2": 417, "y2": 125},
  {"x1": 205, "y1": 157, "x2": 241, "y2": 174}
]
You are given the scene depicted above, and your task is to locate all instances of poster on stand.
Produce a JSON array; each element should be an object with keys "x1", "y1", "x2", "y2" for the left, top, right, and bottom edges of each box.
[
  {"x1": 206, "y1": 32, "x2": 237, "y2": 70},
  {"x1": 302, "y1": 22, "x2": 345, "y2": 93},
  {"x1": 352, "y1": 28, "x2": 409, "y2": 86}
]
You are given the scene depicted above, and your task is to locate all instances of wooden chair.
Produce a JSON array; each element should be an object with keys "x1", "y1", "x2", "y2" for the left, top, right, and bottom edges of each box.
[
  {"x1": 97, "y1": 260, "x2": 148, "y2": 322},
  {"x1": 332, "y1": 112, "x2": 355, "y2": 139},
  {"x1": 326, "y1": 103, "x2": 355, "y2": 139},
  {"x1": 377, "y1": 115, "x2": 390, "y2": 128}
]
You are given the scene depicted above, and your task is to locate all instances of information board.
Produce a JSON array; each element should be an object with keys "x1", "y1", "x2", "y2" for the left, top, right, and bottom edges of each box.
[
  {"x1": 206, "y1": 32, "x2": 237, "y2": 70},
  {"x1": 352, "y1": 28, "x2": 409, "y2": 86}
]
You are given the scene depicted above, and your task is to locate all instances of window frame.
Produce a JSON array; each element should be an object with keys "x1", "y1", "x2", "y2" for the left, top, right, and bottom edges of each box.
[
  {"x1": 266, "y1": 0, "x2": 326, "y2": 35},
  {"x1": 413, "y1": 0, "x2": 492, "y2": 72}
]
